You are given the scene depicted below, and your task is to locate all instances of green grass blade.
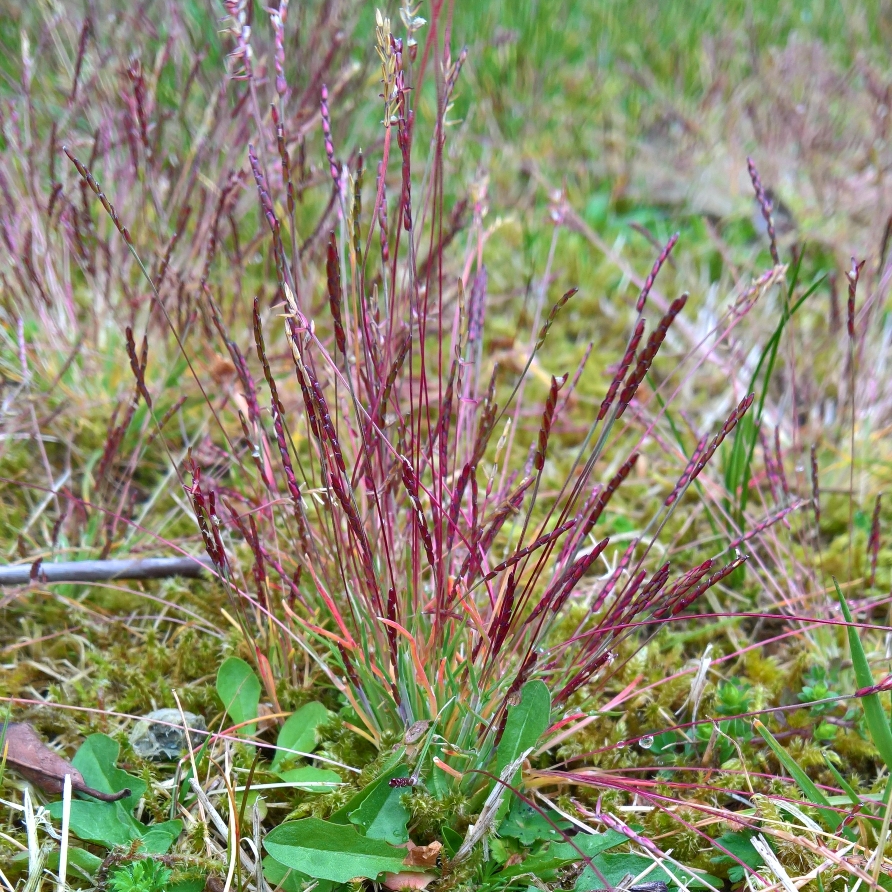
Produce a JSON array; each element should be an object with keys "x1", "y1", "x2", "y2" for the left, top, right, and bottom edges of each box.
[
  {"x1": 822, "y1": 755, "x2": 861, "y2": 807},
  {"x1": 727, "y1": 266, "x2": 824, "y2": 522},
  {"x1": 835, "y1": 580, "x2": 892, "y2": 773},
  {"x1": 752, "y1": 719, "x2": 841, "y2": 831}
]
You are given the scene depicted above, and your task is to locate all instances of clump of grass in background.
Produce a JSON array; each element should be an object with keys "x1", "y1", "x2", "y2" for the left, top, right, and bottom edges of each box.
[
  {"x1": 3, "y1": 1, "x2": 892, "y2": 890},
  {"x1": 0, "y1": 0, "x2": 362, "y2": 561}
]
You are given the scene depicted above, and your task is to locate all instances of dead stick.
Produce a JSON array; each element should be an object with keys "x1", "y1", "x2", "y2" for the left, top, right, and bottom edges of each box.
[{"x1": 0, "y1": 555, "x2": 215, "y2": 586}]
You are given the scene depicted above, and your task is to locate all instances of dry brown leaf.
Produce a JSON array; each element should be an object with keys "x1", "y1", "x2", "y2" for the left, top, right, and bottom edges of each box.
[
  {"x1": 2, "y1": 723, "x2": 130, "y2": 801},
  {"x1": 381, "y1": 839, "x2": 443, "y2": 890},
  {"x1": 402, "y1": 840, "x2": 443, "y2": 869}
]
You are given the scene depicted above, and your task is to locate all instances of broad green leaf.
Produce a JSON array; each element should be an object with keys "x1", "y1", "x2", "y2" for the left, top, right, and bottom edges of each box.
[
  {"x1": 711, "y1": 831, "x2": 764, "y2": 866},
  {"x1": 217, "y1": 656, "x2": 261, "y2": 736},
  {"x1": 47, "y1": 799, "x2": 140, "y2": 847},
  {"x1": 576, "y1": 853, "x2": 720, "y2": 890},
  {"x1": 272, "y1": 702, "x2": 330, "y2": 769},
  {"x1": 140, "y1": 824, "x2": 184, "y2": 853},
  {"x1": 348, "y1": 765, "x2": 411, "y2": 844},
  {"x1": 499, "y1": 797, "x2": 571, "y2": 844},
  {"x1": 263, "y1": 857, "x2": 304, "y2": 892},
  {"x1": 72, "y1": 733, "x2": 146, "y2": 811},
  {"x1": 43, "y1": 847, "x2": 104, "y2": 876},
  {"x1": 276, "y1": 766, "x2": 343, "y2": 793},
  {"x1": 836, "y1": 581, "x2": 892, "y2": 772},
  {"x1": 492, "y1": 680, "x2": 552, "y2": 823},
  {"x1": 264, "y1": 818, "x2": 421, "y2": 883},
  {"x1": 263, "y1": 855, "x2": 335, "y2": 892},
  {"x1": 169, "y1": 880, "x2": 207, "y2": 892},
  {"x1": 497, "y1": 680, "x2": 551, "y2": 773},
  {"x1": 45, "y1": 734, "x2": 181, "y2": 851},
  {"x1": 441, "y1": 825, "x2": 463, "y2": 858},
  {"x1": 708, "y1": 831, "x2": 765, "y2": 882},
  {"x1": 501, "y1": 829, "x2": 626, "y2": 879},
  {"x1": 46, "y1": 800, "x2": 181, "y2": 852},
  {"x1": 327, "y1": 752, "x2": 406, "y2": 825}
]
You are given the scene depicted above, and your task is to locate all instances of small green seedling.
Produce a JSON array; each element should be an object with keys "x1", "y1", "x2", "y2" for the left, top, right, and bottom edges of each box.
[
  {"x1": 798, "y1": 665, "x2": 843, "y2": 741},
  {"x1": 216, "y1": 657, "x2": 336, "y2": 787},
  {"x1": 216, "y1": 656, "x2": 261, "y2": 737},
  {"x1": 707, "y1": 831, "x2": 766, "y2": 883},
  {"x1": 108, "y1": 859, "x2": 172, "y2": 892}
]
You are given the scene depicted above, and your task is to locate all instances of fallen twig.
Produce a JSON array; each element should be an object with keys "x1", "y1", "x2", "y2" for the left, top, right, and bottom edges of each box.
[{"x1": 0, "y1": 555, "x2": 214, "y2": 586}]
